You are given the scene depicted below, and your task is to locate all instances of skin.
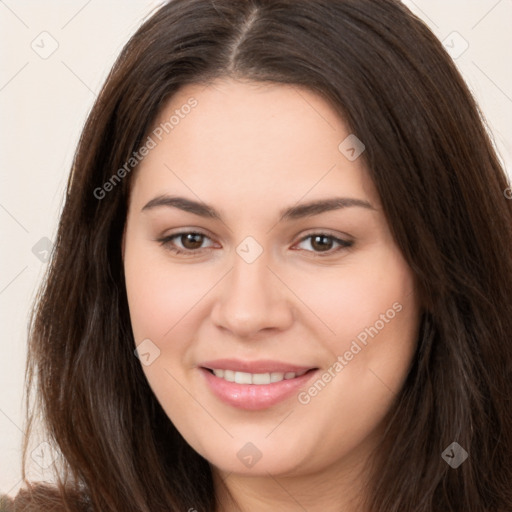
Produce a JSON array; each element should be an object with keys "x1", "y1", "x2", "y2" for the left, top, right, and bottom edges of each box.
[{"x1": 123, "y1": 79, "x2": 422, "y2": 512}]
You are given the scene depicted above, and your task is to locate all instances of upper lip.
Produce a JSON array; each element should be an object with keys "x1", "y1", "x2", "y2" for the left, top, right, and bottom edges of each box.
[{"x1": 200, "y1": 358, "x2": 317, "y2": 374}]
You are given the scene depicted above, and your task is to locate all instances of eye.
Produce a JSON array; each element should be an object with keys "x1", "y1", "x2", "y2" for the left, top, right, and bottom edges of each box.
[
  {"x1": 157, "y1": 231, "x2": 216, "y2": 255},
  {"x1": 293, "y1": 232, "x2": 353, "y2": 256}
]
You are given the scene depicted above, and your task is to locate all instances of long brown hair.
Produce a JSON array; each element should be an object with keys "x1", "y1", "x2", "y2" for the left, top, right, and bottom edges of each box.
[{"x1": 20, "y1": 0, "x2": 512, "y2": 510}]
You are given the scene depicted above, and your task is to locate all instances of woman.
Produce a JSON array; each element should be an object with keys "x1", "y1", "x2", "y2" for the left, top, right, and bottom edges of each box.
[{"x1": 4, "y1": 0, "x2": 512, "y2": 510}]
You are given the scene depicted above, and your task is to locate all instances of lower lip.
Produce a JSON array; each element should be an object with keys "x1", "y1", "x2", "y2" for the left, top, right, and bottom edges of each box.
[{"x1": 199, "y1": 367, "x2": 318, "y2": 410}]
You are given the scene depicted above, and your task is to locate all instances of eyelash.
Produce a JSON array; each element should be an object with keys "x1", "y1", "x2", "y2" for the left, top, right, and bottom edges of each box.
[{"x1": 156, "y1": 230, "x2": 353, "y2": 257}]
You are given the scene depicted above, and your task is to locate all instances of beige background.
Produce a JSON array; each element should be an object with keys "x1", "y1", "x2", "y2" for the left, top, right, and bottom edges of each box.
[{"x1": 1, "y1": 0, "x2": 511, "y2": 496}]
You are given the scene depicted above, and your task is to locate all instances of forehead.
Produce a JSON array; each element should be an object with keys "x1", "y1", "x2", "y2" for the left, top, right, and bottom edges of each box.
[{"x1": 131, "y1": 79, "x2": 379, "y2": 213}]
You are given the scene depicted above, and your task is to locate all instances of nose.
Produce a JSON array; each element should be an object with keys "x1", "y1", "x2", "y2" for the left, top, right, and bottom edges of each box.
[{"x1": 210, "y1": 249, "x2": 294, "y2": 338}]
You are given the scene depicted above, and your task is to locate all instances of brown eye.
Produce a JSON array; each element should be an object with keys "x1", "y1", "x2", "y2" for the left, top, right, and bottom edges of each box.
[
  {"x1": 157, "y1": 231, "x2": 215, "y2": 255},
  {"x1": 179, "y1": 233, "x2": 205, "y2": 250},
  {"x1": 295, "y1": 233, "x2": 353, "y2": 256},
  {"x1": 310, "y1": 235, "x2": 335, "y2": 252}
]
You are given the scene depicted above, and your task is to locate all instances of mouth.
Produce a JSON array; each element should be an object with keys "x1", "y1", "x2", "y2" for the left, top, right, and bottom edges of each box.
[{"x1": 198, "y1": 360, "x2": 320, "y2": 410}]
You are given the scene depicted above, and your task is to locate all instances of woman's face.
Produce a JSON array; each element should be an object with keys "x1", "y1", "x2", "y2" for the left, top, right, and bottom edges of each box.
[{"x1": 123, "y1": 79, "x2": 421, "y2": 482}]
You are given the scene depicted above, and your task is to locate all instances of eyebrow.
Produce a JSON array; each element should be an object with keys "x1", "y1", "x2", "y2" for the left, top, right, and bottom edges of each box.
[{"x1": 141, "y1": 194, "x2": 376, "y2": 222}]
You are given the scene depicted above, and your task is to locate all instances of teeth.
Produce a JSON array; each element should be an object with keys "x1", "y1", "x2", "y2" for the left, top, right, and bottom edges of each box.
[
  {"x1": 211, "y1": 368, "x2": 309, "y2": 385},
  {"x1": 270, "y1": 372, "x2": 283, "y2": 383}
]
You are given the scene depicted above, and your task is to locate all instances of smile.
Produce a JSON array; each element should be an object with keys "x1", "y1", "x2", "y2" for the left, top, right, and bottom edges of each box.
[{"x1": 200, "y1": 366, "x2": 319, "y2": 410}]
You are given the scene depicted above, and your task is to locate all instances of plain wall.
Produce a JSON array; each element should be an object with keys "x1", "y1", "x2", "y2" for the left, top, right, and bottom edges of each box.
[{"x1": 1, "y1": 0, "x2": 511, "y2": 496}]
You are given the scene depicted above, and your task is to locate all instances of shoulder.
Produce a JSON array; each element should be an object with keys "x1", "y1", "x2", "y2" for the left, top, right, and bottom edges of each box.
[
  {"x1": 2, "y1": 484, "x2": 91, "y2": 512},
  {"x1": 0, "y1": 495, "x2": 13, "y2": 512}
]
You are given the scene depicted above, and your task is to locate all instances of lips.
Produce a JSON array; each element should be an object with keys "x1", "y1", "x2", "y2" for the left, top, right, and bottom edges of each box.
[{"x1": 199, "y1": 358, "x2": 319, "y2": 410}]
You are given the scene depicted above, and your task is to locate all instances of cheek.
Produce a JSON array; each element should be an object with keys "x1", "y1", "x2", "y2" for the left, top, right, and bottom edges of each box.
[
  {"x1": 292, "y1": 246, "x2": 420, "y2": 416},
  {"x1": 124, "y1": 238, "x2": 214, "y2": 345},
  {"x1": 307, "y1": 254, "x2": 418, "y2": 383},
  {"x1": 292, "y1": 255, "x2": 419, "y2": 470},
  {"x1": 123, "y1": 240, "x2": 212, "y2": 414},
  {"x1": 288, "y1": 248, "x2": 416, "y2": 351}
]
